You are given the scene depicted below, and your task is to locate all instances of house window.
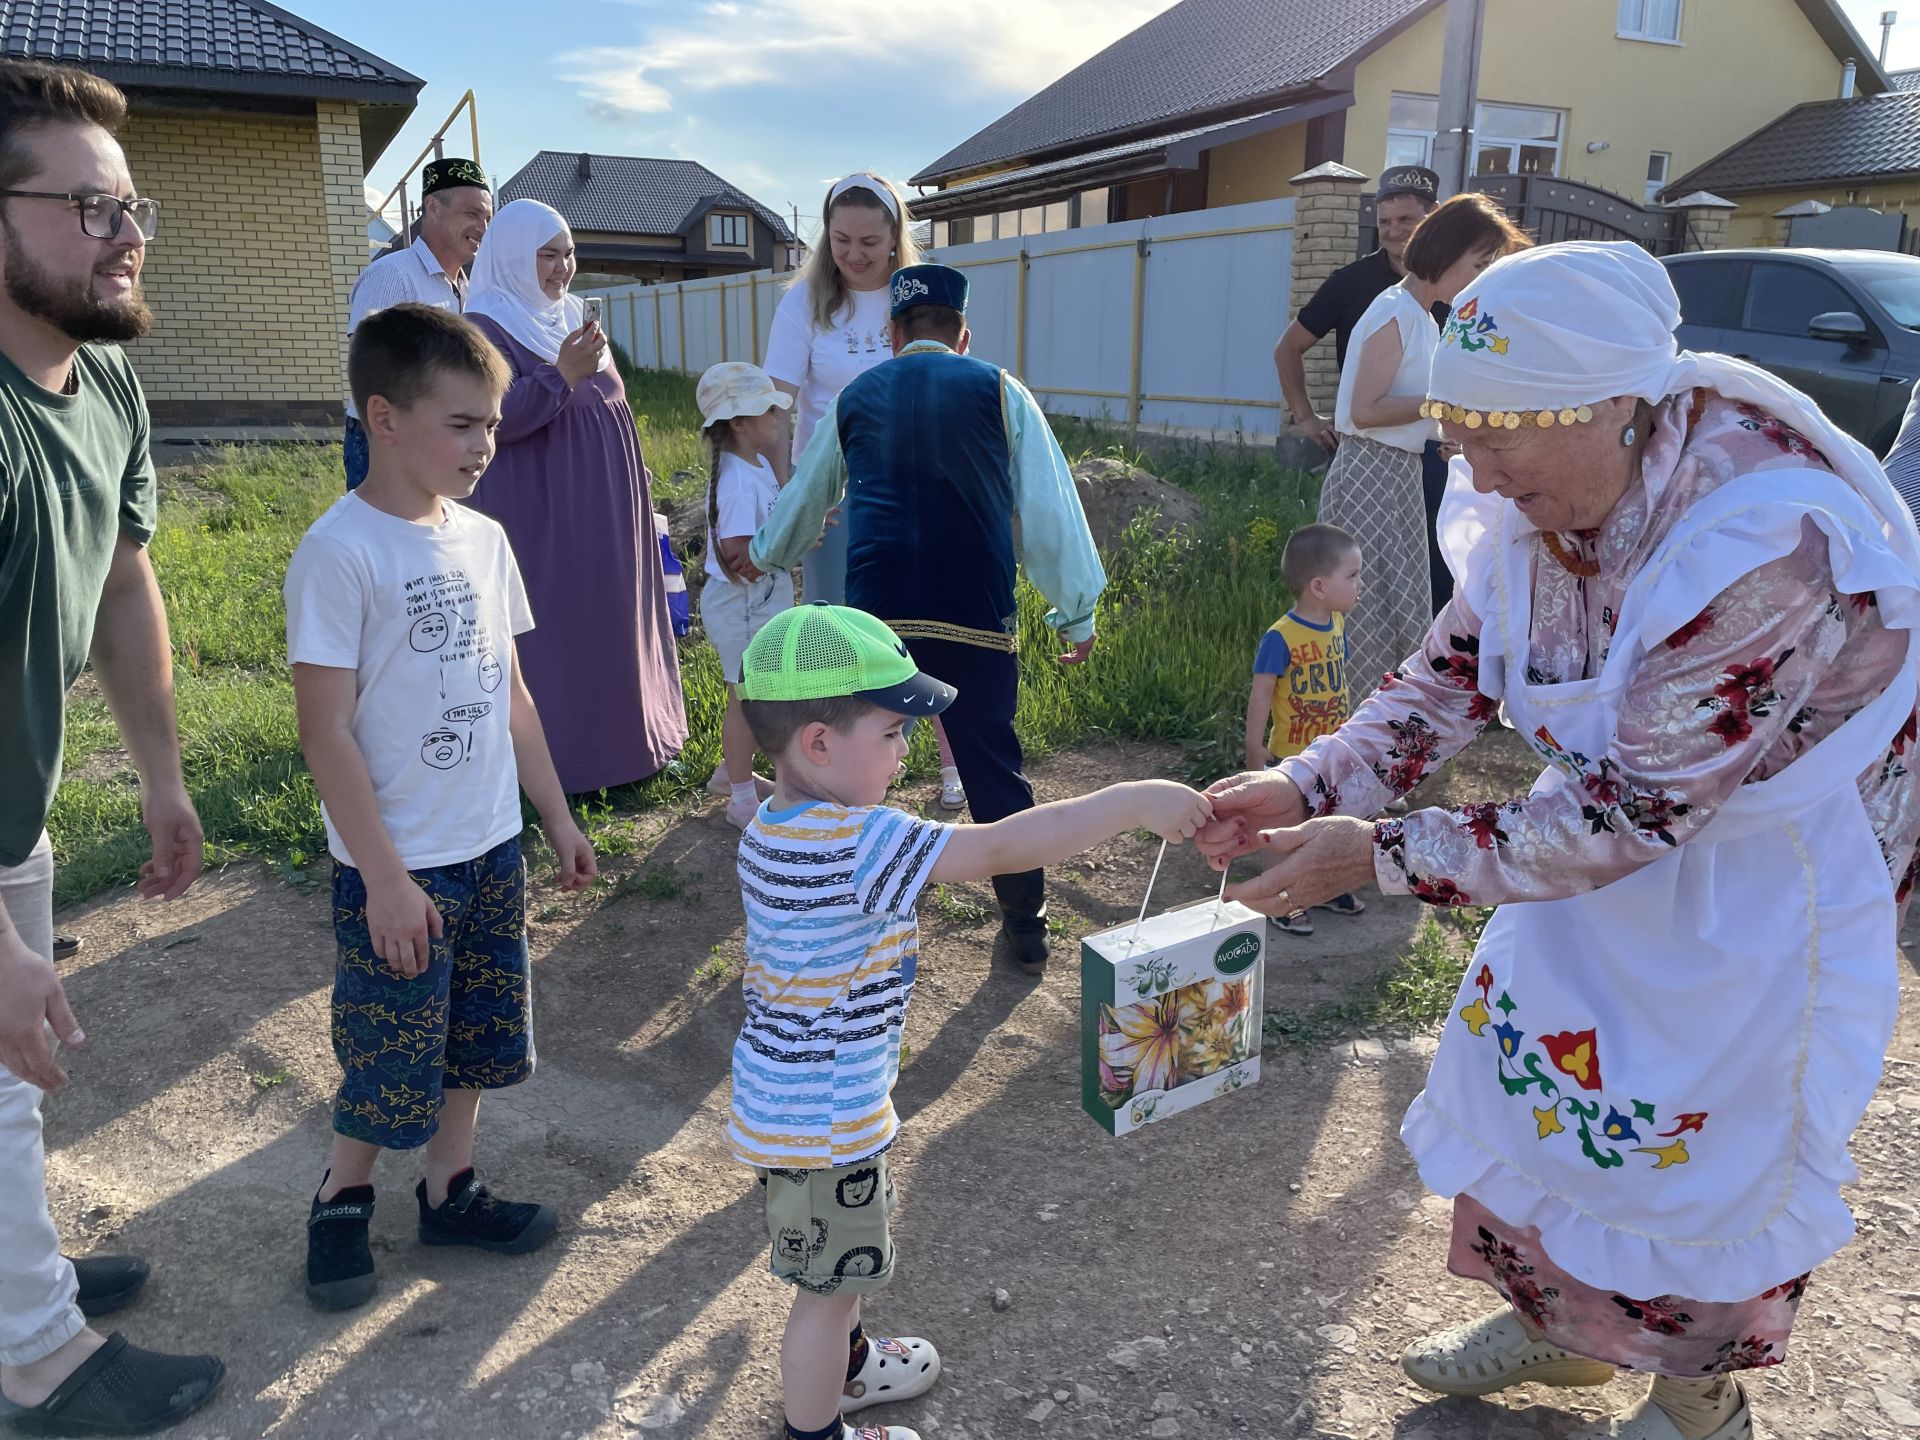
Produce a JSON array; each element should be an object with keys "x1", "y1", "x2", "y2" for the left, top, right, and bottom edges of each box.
[
  {"x1": 1473, "y1": 104, "x2": 1565, "y2": 177},
  {"x1": 1044, "y1": 200, "x2": 1070, "y2": 233},
  {"x1": 1020, "y1": 204, "x2": 1044, "y2": 237},
  {"x1": 708, "y1": 212, "x2": 749, "y2": 247},
  {"x1": 1385, "y1": 94, "x2": 1564, "y2": 178},
  {"x1": 996, "y1": 210, "x2": 1021, "y2": 239},
  {"x1": 950, "y1": 216, "x2": 975, "y2": 245},
  {"x1": 1646, "y1": 151, "x2": 1671, "y2": 205},
  {"x1": 931, "y1": 221, "x2": 949, "y2": 248},
  {"x1": 1077, "y1": 188, "x2": 1110, "y2": 227},
  {"x1": 1387, "y1": 93, "x2": 1438, "y2": 170},
  {"x1": 1618, "y1": 0, "x2": 1683, "y2": 42}
]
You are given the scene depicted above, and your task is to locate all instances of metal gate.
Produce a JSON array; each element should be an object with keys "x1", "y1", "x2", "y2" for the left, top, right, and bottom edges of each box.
[{"x1": 1359, "y1": 174, "x2": 1688, "y2": 257}]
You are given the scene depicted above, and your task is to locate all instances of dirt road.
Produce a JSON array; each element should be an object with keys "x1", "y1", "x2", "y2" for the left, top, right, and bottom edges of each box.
[{"x1": 40, "y1": 741, "x2": 1920, "y2": 1439}]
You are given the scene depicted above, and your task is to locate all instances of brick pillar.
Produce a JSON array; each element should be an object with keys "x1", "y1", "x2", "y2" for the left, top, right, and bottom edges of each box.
[
  {"x1": 317, "y1": 101, "x2": 369, "y2": 411},
  {"x1": 1287, "y1": 163, "x2": 1367, "y2": 421},
  {"x1": 1668, "y1": 190, "x2": 1737, "y2": 252}
]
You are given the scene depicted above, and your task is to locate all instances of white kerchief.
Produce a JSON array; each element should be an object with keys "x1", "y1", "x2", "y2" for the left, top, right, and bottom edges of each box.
[
  {"x1": 1429, "y1": 241, "x2": 1920, "y2": 572},
  {"x1": 465, "y1": 199, "x2": 607, "y2": 371}
]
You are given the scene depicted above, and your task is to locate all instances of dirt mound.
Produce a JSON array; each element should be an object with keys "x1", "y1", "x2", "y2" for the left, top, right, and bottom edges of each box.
[{"x1": 1072, "y1": 456, "x2": 1204, "y2": 553}]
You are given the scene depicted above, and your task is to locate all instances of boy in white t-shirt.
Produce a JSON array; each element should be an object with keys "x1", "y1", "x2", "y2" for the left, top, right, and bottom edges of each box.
[{"x1": 284, "y1": 304, "x2": 597, "y2": 1311}]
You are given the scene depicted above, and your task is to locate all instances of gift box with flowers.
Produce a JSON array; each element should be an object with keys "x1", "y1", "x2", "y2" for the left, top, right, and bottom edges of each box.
[{"x1": 1081, "y1": 896, "x2": 1266, "y2": 1136}]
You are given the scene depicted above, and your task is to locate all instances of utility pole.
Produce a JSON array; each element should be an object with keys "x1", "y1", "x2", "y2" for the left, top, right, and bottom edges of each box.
[{"x1": 1431, "y1": 0, "x2": 1487, "y2": 200}]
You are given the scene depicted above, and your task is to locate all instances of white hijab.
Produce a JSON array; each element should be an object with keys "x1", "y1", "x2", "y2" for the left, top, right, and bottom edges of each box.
[
  {"x1": 465, "y1": 198, "x2": 607, "y2": 370},
  {"x1": 1429, "y1": 240, "x2": 1920, "y2": 576}
]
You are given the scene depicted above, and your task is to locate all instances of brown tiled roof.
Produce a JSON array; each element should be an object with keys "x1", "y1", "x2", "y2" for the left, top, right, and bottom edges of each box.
[
  {"x1": 0, "y1": 0, "x2": 421, "y2": 100},
  {"x1": 914, "y1": 0, "x2": 1889, "y2": 187},
  {"x1": 1664, "y1": 90, "x2": 1920, "y2": 198},
  {"x1": 498, "y1": 152, "x2": 795, "y2": 243}
]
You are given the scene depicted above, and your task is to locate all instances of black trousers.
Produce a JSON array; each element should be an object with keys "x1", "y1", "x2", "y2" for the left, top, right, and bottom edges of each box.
[
  {"x1": 904, "y1": 636, "x2": 1045, "y2": 935},
  {"x1": 1421, "y1": 439, "x2": 1455, "y2": 615}
]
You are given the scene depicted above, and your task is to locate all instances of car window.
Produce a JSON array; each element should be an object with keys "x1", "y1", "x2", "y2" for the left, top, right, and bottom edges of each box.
[
  {"x1": 1848, "y1": 261, "x2": 1920, "y2": 331},
  {"x1": 1667, "y1": 260, "x2": 1747, "y2": 329},
  {"x1": 1743, "y1": 264, "x2": 1859, "y2": 337}
]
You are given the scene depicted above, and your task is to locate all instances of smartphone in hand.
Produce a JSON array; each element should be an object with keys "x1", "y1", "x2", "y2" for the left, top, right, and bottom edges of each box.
[{"x1": 583, "y1": 296, "x2": 603, "y2": 328}]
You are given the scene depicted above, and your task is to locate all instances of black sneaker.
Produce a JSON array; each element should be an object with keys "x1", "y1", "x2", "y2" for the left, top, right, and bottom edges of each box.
[
  {"x1": 307, "y1": 1181, "x2": 377, "y2": 1311},
  {"x1": 1272, "y1": 910, "x2": 1315, "y2": 937},
  {"x1": 67, "y1": 1253, "x2": 150, "y2": 1318},
  {"x1": 997, "y1": 925, "x2": 1049, "y2": 976},
  {"x1": 417, "y1": 1169, "x2": 557, "y2": 1254},
  {"x1": 53, "y1": 931, "x2": 82, "y2": 960}
]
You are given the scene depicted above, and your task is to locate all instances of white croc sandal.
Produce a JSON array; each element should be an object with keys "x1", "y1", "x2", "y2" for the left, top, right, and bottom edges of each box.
[
  {"x1": 1401, "y1": 1305, "x2": 1617, "y2": 1397},
  {"x1": 1565, "y1": 1384, "x2": 1752, "y2": 1440},
  {"x1": 842, "y1": 1335, "x2": 942, "y2": 1414},
  {"x1": 938, "y1": 778, "x2": 967, "y2": 812},
  {"x1": 842, "y1": 1426, "x2": 921, "y2": 1440}
]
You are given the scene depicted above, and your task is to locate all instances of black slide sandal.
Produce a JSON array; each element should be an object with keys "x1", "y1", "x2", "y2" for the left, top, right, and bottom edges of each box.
[
  {"x1": 68, "y1": 1258, "x2": 150, "y2": 1320},
  {"x1": 0, "y1": 1333, "x2": 223, "y2": 1436}
]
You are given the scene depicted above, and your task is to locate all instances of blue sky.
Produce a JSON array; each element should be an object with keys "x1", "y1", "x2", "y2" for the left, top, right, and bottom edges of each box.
[{"x1": 294, "y1": 0, "x2": 1920, "y2": 241}]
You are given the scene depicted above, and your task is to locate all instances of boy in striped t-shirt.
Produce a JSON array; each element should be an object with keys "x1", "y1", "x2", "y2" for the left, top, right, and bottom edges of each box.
[{"x1": 731, "y1": 605, "x2": 1212, "y2": 1440}]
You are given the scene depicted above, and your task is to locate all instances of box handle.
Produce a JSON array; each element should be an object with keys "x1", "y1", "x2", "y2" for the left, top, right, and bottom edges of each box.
[{"x1": 1122, "y1": 839, "x2": 1233, "y2": 951}]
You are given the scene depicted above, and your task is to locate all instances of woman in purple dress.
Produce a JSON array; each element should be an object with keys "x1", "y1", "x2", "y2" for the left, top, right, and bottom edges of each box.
[{"x1": 462, "y1": 198, "x2": 686, "y2": 792}]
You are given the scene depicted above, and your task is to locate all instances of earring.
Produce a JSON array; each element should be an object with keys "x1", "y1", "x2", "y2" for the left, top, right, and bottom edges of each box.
[{"x1": 1621, "y1": 424, "x2": 1637, "y2": 447}]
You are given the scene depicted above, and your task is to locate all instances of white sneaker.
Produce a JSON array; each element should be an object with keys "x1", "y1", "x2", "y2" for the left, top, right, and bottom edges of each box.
[
  {"x1": 1565, "y1": 1382, "x2": 1751, "y2": 1440},
  {"x1": 725, "y1": 795, "x2": 758, "y2": 829},
  {"x1": 842, "y1": 1335, "x2": 941, "y2": 1414},
  {"x1": 1401, "y1": 1305, "x2": 1615, "y2": 1397},
  {"x1": 843, "y1": 1426, "x2": 921, "y2": 1440}
]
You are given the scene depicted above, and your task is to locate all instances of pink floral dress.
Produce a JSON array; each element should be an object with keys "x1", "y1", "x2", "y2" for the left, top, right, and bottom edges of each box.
[{"x1": 1279, "y1": 390, "x2": 1920, "y2": 1373}]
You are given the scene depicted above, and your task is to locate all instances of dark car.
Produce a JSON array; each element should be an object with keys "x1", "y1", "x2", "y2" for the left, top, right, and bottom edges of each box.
[{"x1": 1661, "y1": 248, "x2": 1920, "y2": 456}]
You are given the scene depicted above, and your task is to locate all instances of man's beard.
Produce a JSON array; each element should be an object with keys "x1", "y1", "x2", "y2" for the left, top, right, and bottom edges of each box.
[{"x1": 1, "y1": 219, "x2": 151, "y2": 342}]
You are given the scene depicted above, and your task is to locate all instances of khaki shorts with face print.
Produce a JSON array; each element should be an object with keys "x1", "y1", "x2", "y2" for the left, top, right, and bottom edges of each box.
[{"x1": 758, "y1": 1153, "x2": 897, "y2": 1296}]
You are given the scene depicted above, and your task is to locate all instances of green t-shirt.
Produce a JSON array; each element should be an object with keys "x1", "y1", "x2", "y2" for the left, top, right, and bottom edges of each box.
[{"x1": 0, "y1": 341, "x2": 157, "y2": 866}]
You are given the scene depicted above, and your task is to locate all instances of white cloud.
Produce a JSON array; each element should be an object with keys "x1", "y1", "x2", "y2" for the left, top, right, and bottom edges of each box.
[{"x1": 556, "y1": 0, "x2": 1171, "y2": 119}]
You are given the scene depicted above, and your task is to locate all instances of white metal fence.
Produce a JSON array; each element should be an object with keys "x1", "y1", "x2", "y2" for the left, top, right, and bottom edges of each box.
[{"x1": 576, "y1": 197, "x2": 1296, "y2": 439}]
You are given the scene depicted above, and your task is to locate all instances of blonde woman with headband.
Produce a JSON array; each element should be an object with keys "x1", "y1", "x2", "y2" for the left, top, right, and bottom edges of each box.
[{"x1": 761, "y1": 173, "x2": 969, "y2": 810}]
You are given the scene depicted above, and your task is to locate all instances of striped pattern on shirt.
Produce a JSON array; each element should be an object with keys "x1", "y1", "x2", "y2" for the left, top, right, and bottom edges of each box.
[{"x1": 727, "y1": 802, "x2": 952, "y2": 1169}]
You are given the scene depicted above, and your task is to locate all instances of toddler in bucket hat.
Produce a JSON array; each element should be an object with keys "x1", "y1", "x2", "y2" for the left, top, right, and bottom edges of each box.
[
  {"x1": 699, "y1": 360, "x2": 798, "y2": 825},
  {"x1": 722, "y1": 606, "x2": 1214, "y2": 1440}
]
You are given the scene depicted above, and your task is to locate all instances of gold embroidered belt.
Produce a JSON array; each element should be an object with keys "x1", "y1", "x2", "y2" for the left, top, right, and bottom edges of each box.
[{"x1": 884, "y1": 619, "x2": 1020, "y2": 654}]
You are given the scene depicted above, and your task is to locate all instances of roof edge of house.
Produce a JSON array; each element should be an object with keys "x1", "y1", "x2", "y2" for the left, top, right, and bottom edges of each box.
[
  {"x1": 1660, "y1": 89, "x2": 1920, "y2": 201},
  {"x1": 240, "y1": 0, "x2": 425, "y2": 86}
]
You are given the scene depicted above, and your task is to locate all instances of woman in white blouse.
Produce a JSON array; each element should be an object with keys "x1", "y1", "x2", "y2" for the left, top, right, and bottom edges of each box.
[
  {"x1": 1319, "y1": 195, "x2": 1528, "y2": 700},
  {"x1": 762, "y1": 173, "x2": 969, "y2": 809}
]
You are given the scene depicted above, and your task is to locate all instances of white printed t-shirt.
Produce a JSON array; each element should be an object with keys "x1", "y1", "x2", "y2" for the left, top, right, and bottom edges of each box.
[
  {"x1": 284, "y1": 493, "x2": 533, "y2": 871},
  {"x1": 763, "y1": 278, "x2": 894, "y2": 463},
  {"x1": 1334, "y1": 281, "x2": 1442, "y2": 453},
  {"x1": 704, "y1": 451, "x2": 784, "y2": 583},
  {"x1": 728, "y1": 802, "x2": 953, "y2": 1169}
]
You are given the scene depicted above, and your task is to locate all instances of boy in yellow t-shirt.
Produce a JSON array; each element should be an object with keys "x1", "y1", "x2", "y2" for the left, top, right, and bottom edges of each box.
[{"x1": 1245, "y1": 523, "x2": 1367, "y2": 936}]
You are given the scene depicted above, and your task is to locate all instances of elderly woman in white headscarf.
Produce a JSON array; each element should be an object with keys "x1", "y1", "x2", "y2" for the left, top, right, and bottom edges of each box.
[
  {"x1": 1200, "y1": 242, "x2": 1920, "y2": 1440},
  {"x1": 463, "y1": 198, "x2": 686, "y2": 793}
]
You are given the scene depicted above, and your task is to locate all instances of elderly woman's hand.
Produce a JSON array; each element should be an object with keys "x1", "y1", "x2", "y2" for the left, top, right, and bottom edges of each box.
[
  {"x1": 1225, "y1": 817, "x2": 1376, "y2": 918},
  {"x1": 1196, "y1": 769, "x2": 1308, "y2": 865},
  {"x1": 557, "y1": 323, "x2": 606, "y2": 387}
]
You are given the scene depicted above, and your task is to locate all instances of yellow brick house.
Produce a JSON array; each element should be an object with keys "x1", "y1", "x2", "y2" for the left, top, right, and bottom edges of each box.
[
  {"x1": 908, "y1": 0, "x2": 1888, "y2": 242},
  {"x1": 1, "y1": 0, "x2": 423, "y2": 425}
]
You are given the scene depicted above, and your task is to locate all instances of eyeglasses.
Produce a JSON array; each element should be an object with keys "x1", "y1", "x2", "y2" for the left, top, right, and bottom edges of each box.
[{"x1": 0, "y1": 190, "x2": 159, "y2": 240}]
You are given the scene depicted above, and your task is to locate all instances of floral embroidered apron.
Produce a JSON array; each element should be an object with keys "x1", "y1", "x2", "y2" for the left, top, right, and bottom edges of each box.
[{"x1": 1404, "y1": 471, "x2": 1919, "y2": 1303}]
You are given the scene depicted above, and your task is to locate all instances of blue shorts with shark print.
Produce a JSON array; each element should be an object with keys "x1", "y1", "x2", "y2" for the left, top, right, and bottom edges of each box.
[{"x1": 329, "y1": 836, "x2": 532, "y2": 1148}]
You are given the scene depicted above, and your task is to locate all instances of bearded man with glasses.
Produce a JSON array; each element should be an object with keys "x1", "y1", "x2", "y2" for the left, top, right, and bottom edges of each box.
[{"x1": 0, "y1": 59, "x2": 224, "y2": 1436}]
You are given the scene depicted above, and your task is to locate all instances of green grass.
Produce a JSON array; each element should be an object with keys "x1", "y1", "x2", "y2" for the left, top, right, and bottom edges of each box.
[
  {"x1": 49, "y1": 369, "x2": 1322, "y2": 904},
  {"x1": 1262, "y1": 908, "x2": 1487, "y2": 1051}
]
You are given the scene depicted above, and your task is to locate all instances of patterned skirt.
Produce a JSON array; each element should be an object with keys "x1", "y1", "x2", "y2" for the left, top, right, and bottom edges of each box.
[
  {"x1": 1317, "y1": 433, "x2": 1433, "y2": 702},
  {"x1": 1448, "y1": 1194, "x2": 1810, "y2": 1376}
]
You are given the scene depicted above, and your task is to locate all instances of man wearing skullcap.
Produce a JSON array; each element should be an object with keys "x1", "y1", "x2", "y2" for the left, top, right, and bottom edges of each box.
[
  {"x1": 340, "y1": 158, "x2": 493, "y2": 488},
  {"x1": 751, "y1": 264, "x2": 1105, "y2": 975}
]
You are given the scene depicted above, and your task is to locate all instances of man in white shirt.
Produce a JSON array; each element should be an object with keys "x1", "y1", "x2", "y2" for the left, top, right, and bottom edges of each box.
[{"x1": 342, "y1": 158, "x2": 492, "y2": 488}]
